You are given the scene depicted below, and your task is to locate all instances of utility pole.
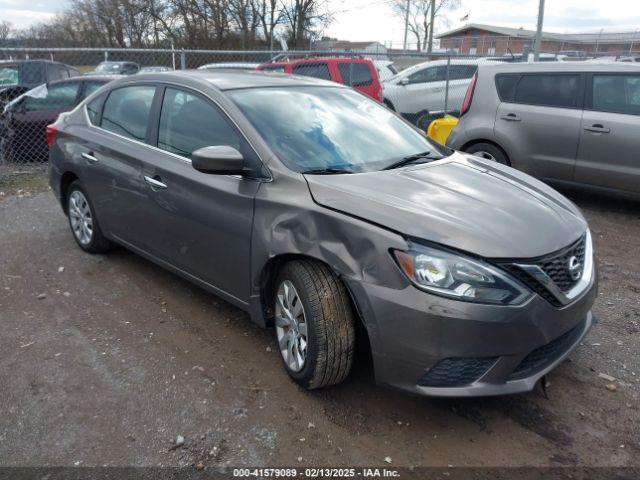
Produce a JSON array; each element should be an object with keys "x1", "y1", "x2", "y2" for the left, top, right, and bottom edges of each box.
[
  {"x1": 533, "y1": 0, "x2": 545, "y2": 61},
  {"x1": 403, "y1": 0, "x2": 411, "y2": 52},
  {"x1": 427, "y1": 0, "x2": 435, "y2": 54}
]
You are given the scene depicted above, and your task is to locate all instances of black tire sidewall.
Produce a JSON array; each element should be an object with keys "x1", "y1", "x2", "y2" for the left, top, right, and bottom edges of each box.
[{"x1": 274, "y1": 265, "x2": 321, "y2": 386}]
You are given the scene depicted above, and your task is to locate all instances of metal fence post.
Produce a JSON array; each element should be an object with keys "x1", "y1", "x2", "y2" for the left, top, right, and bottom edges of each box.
[
  {"x1": 443, "y1": 55, "x2": 451, "y2": 115},
  {"x1": 180, "y1": 50, "x2": 186, "y2": 70}
]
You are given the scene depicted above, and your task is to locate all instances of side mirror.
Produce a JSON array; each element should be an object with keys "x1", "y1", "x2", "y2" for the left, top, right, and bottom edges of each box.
[
  {"x1": 192, "y1": 145, "x2": 245, "y2": 175},
  {"x1": 399, "y1": 77, "x2": 409, "y2": 86}
]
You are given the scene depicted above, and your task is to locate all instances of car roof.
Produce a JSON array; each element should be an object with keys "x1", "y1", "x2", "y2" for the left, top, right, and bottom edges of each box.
[
  {"x1": 132, "y1": 69, "x2": 341, "y2": 90},
  {"x1": 479, "y1": 61, "x2": 640, "y2": 73},
  {"x1": 402, "y1": 58, "x2": 501, "y2": 72},
  {"x1": 0, "y1": 59, "x2": 67, "y2": 66},
  {"x1": 198, "y1": 62, "x2": 261, "y2": 69},
  {"x1": 263, "y1": 57, "x2": 372, "y2": 65}
]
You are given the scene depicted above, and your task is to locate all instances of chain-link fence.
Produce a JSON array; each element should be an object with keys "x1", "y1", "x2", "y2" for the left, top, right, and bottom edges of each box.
[{"x1": 0, "y1": 44, "x2": 624, "y2": 179}]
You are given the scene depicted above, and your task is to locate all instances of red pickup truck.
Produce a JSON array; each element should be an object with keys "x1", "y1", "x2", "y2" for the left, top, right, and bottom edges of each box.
[{"x1": 257, "y1": 57, "x2": 383, "y2": 102}]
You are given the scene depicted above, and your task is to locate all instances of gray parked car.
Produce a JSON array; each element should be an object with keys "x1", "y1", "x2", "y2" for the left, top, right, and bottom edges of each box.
[
  {"x1": 48, "y1": 71, "x2": 596, "y2": 397},
  {"x1": 447, "y1": 62, "x2": 640, "y2": 198}
]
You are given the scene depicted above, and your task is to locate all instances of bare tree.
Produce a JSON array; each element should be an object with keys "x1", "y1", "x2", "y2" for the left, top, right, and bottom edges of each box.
[
  {"x1": 281, "y1": 0, "x2": 332, "y2": 49},
  {"x1": 391, "y1": 0, "x2": 459, "y2": 51},
  {"x1": 13, "y1": 0, "x2": 333, "y2": 49},
  {"x1": 0, "y1": 21, "x2": 12, "y2": 43},
  {"x1": 253, "y1": 0, "x2": 282, "y2": 48}
]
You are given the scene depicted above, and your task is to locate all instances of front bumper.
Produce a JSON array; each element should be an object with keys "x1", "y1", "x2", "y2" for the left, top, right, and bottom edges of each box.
[{"x1": 345, "y1": 269, "x2": 597, "y2": 397}]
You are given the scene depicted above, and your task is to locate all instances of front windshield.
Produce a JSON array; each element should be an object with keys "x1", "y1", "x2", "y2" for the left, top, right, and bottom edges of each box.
[
  {"x1": 229, "y1": 87, "x2": 442, "y2": 173},
  {"x1": 0, "y1": 66, "x2": 19, "y2": 86}
]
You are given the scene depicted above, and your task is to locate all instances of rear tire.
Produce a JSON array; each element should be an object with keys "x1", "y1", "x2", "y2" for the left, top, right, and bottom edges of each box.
[
  {"x1": 66, "y1": 180, "x2": 113, "y2": 253},
  {"x1": 464, "y1": 142, "x2": 510, "y2": 165},
  {"x1": 273, "y1": 260, "x2": 355, "y2": 390}
]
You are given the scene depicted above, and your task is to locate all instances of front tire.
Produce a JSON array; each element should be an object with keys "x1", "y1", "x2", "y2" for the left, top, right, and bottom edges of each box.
[
  {"x1": 66, "y1": 180, "x2": 113, "y2": 253},
  {"x1": 274, "y1": 260, "x2": 355, "y2": 390}
]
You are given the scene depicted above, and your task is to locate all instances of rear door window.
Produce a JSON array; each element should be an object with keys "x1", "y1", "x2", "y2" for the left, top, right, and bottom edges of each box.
[
  {"x1": 591, "y1": 74, "x2": 640, "y2": 115},
  {"x1": 338, "y1": 63, "x2": 373, "y2": 87},
  {"x1": 407, "y1": 66, "x2": 445, "y2": 84},
  {"x1": 22, "y1": 82, "x2": 81, "y2": 111},
  {"x1": 513, "y1": 74, "x2": 580, "y2": 108},
  {"x1": 157, "y1": 87, "x2": 241, "y2": 157},
  {"x1": 446, "y1": 65, "x2": 477, "y2": 80},
  {"x1": 293, "y1": 62, "x2": 331, "y2": 80},
  {"x1": 101, "y1": 85, "x2": 156, "y2": 141}
]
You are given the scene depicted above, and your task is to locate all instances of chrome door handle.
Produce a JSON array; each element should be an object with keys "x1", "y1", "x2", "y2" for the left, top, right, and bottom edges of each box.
[
  {"x1": 500, "y1": 114, "x2": 521, "y2": 122},
  {"x1": 584, "y1": 124, "x2": 610, "y2": 133},
  {"x1": 144, "y1": 175, "x2": 167, "y2": 189},
  {"x1": 81, "y1": 152, "x2": 98, "y2": 163}
]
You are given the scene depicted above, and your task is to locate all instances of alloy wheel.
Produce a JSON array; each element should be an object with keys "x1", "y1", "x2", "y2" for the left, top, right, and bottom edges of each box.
[
  {"x1": 68, "y1": 190, "x2": 93, "y2": 246},
  {"x1": 275, "y1": 280, "x2": 308, "y2": 372},
  {"x1": 472, "y1": 150, "x2": 496, "y2": 162}
]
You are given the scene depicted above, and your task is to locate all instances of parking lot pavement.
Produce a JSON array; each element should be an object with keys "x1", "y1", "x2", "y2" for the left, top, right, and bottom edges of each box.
[{"x1": 0, "y1": 182, "x2": 638, "y2": 468}]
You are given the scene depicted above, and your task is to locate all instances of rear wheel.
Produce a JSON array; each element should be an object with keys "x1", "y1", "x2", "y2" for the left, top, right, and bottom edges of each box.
[
  {"x1": 66, "y1": 180, "x2": 113, "y2": 253},
  {"x1": 273, "y1": 260, "x2": 355, "y2": 390},
  {"x1": 464, "y1": 142, "x2": 510, "y2": 165}
]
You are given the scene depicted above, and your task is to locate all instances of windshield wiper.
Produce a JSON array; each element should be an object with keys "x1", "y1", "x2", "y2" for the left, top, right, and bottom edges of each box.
[
  {"x1": 303, "y1": 167, "x2": 355, "y2": 175},
  {"x1": 382, "y1": 150, "x2": 441, "y2": 170}
]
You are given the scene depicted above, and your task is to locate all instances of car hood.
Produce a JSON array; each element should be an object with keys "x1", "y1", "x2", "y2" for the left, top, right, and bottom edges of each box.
[{"x1": 305, "y1": 153, "x2": 587, "y2": 259}]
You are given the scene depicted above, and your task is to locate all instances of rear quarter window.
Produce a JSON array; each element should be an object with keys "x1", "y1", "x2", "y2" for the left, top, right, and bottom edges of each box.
[
  {"x1": 495, "y1": 74, "x2": 520, "y2": 102},
  {"x1": 338, "y1": 62, "x2": 374, "y2": 87},
  {"x1": 86, "y1": 91, "x2": 108, "y2": 125}
]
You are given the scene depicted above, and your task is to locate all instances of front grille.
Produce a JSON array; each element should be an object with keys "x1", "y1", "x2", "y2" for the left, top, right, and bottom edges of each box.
[
  {"x1": 500, "y1": 235, "x2": 587, "y2": 307},
  {"x1": 509, "y1": 322, "x2": 583, "y2": 380},
  {"x1": 418, "y1": 357, "x2": 498, "y2": 388},
  {"x1": 503, "y1": 264, "x2": 562, "y2": 307},
  {"x1": 538, "y1": 236, "x2": 586, "y2": 292}
]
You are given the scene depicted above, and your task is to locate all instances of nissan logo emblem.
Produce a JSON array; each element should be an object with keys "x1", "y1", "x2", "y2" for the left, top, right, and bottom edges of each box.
[{"x1": 568, "y1": 256, "x2": 582, "y2": 281}]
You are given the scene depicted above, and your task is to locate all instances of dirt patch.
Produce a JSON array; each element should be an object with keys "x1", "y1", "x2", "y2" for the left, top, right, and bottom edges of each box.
[
  {"x1": 0, "y1": 186, "x2": 638, "y2": 469},
  {"x1": 0, "y1": 165, "x2": 50, "y2": 200}
]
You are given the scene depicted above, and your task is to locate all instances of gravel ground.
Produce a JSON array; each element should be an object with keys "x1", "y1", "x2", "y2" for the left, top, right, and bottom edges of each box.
[{"x1": 0, "y1": 174, "x2": 638, "y2": 469}]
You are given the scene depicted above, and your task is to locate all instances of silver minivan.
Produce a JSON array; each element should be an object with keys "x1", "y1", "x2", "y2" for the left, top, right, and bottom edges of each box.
[{"x1": 447, "y1": 62, "x2": 640, "y2": 197}]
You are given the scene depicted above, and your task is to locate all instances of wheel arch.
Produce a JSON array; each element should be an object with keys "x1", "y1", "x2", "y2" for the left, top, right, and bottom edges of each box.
[
  {"x1": 59, "y1": 171, "x2": 80, "y2": 214},
  {"x1": 382, "y1": 98, "x2": 396, "y2": 111},
  {"x1": 460, "y1": 139, "x2": 512, "y2": 166},
  {"x1": 259, "y1": 253, "x2": 370, "y2": 342}
]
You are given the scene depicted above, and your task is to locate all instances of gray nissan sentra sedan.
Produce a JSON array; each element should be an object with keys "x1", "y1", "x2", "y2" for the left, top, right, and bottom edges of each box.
[{"x1": 47, "y1": 70, "x2": 597, "y2": 397}]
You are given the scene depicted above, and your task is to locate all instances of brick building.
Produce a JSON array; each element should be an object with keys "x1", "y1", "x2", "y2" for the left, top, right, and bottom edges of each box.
[{"x1": 437, "y1": 23, "x2": 640, "y2": 56}]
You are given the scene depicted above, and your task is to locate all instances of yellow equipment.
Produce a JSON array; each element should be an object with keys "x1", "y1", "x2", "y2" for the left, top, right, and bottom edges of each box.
[{"x1": 426, "y1": 115, "x2": 459, "y2": 145}]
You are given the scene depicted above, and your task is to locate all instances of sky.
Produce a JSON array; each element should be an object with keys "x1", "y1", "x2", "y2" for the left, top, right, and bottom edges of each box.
[{"x1": 1, "y1": 0, "x2": 640, "y2": 45}]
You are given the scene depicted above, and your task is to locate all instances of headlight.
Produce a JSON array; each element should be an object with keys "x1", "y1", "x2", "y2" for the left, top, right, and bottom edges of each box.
[{"x1": 393, "y1": 243, "x2": 532, "y2": 305}]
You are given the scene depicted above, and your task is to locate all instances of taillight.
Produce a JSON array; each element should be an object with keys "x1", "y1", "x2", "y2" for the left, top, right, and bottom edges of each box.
[
  {"x1": 460, "y1": 72, "x2": 477, "y2": 116},
  {"x1": 46, "y1": 124, "x2": 58, "y2": 148}
]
